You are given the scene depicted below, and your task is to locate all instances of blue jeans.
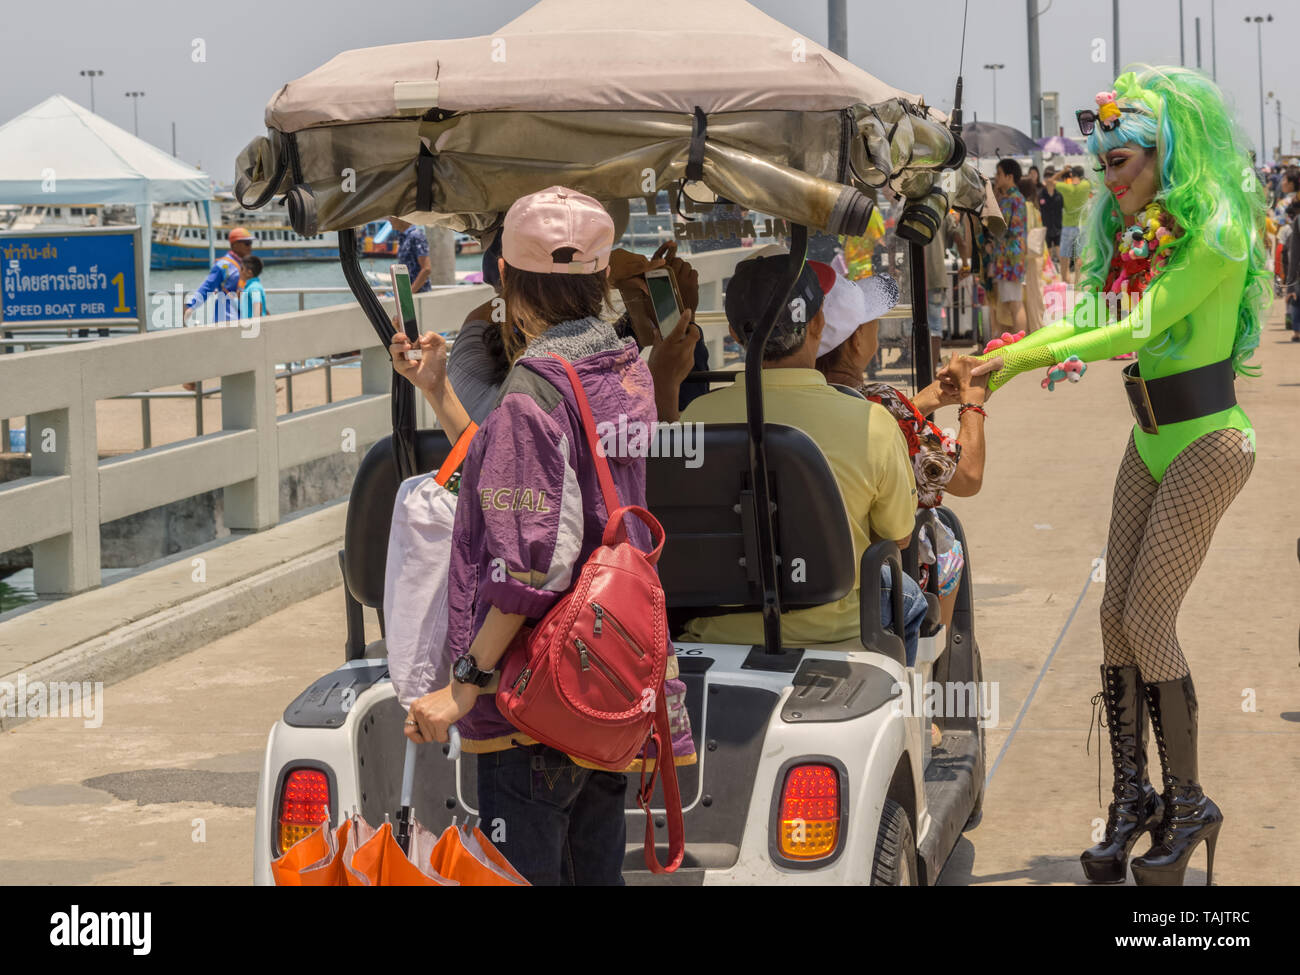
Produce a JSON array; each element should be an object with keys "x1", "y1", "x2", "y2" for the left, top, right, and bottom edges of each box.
[
  {"x1": 880, "y1": 565, "x2": 930, "y2": 667},
  {"x1": 476, "y1": 743, "x2": 627, "y2": 885},
  {"x1": 926, "y1": 287, "x2": 947, "y2": 338},
  {"x1": 1059, "y1": 225, "x2": 1081, "y2": 261}
]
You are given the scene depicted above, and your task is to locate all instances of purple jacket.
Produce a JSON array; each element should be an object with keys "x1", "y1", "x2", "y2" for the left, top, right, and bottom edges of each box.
[{"x1": 446, "y1": 324, "x2": 656, "y2": 745}]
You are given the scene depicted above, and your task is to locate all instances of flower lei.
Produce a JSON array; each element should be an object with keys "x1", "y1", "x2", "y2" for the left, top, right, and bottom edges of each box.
[{"x1": 1106, "y1": 200, "x2": 1179, "y2": 298}]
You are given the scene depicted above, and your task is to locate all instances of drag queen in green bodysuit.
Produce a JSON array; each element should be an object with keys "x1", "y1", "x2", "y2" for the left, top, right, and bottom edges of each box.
[{"x1": 964, "y1": 67, "x2": 1269, "y2": 886}]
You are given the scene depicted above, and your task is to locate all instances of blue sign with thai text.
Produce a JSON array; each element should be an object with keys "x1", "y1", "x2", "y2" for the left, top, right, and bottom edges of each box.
[{"x1": 1, "y1": 230, "x2": 139, "y2": 323}]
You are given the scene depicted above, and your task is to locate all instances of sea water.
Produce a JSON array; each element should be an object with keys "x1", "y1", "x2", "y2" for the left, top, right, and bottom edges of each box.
[{"x1": 152, "y1": 252, "x2": 485, "y2": 319}]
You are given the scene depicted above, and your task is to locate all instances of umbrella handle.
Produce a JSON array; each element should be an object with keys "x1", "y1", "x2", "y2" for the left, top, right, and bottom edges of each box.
[
  {"x1": 400, "y1": 737, "x2": 418, "y2": 808},
  {"x1": 400, "y1": 725, "x2": 461, "y2": 809}
]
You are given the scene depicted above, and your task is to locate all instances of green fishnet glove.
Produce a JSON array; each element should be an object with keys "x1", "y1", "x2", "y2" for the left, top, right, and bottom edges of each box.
[{"x1": 976, "y1": 344, "x2": 1060, "y2": 392}]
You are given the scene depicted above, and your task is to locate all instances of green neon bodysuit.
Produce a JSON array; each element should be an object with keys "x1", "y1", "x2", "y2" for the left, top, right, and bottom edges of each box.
[{"x1": 978, "y1": 231, "x2": 1253, "y2": 482}]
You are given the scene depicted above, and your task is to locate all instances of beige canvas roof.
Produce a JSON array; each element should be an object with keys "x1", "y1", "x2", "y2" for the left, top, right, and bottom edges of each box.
[
  {"x1": 266, "y1": 0, "x2": 938, "y2": 132},
  {"x1": 240, "y1": 0, "x2": 987, "y2": 238}
]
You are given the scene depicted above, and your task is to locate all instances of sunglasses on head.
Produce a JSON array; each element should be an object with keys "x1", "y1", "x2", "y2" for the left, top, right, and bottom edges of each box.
[{"x1": 1075, "y1": 106, "x2": 1145, "y2": 136}]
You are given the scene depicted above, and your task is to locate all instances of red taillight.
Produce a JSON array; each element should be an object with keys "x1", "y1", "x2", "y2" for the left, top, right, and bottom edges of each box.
[
  {"x1": 278, "y1": 768, "x2": 330, "y2": 854},
  {"x1": 778, "y1": 764, "x2": 840, "y2": 860}
]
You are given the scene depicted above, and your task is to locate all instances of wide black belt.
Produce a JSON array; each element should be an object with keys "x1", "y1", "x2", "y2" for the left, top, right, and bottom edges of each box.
[{"x1": 1121, "y1": 358, "x2": 1236, "y2": 435}]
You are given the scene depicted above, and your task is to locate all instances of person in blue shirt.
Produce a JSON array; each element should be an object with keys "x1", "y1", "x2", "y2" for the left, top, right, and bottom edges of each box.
[
  {"x1": 184, "y1": 227, "x2": 252, "y2": 324},
  {"x1": 239, "y1": 255, "x2": 267, "y2": 320},
  {"x1": 389, "y1": 217, "x2": 432, "y2": 292}
]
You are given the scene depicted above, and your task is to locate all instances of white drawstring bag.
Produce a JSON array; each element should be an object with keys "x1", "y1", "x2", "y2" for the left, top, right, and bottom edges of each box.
[{"x1": 383, "y1": 473, "x2": 460, "y2": 710}]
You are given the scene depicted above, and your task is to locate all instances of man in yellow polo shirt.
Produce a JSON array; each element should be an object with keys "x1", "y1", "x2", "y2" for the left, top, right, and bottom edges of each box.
[{"x1": 653, "y1": 254, "x2": 927, "y2": 659}]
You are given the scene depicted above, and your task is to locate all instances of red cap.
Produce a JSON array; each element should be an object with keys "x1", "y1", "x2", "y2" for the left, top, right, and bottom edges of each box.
[
  {"x1": 807, "y1": 261, "x2": 837, "y2": 299},
  {"x1": 228, "y1": 227, "x2": 253, "y2": 243}
]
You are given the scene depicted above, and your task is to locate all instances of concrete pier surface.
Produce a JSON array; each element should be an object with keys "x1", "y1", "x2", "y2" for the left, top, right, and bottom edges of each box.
[{"x1": 0, "y1": 308, "x2": 1296, "y2": 885}]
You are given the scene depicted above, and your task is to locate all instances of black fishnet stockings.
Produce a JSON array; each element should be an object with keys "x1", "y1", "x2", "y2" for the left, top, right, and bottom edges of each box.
[{"x1": 1098, "y1": 429, "x2": 1254, "y2": 682}]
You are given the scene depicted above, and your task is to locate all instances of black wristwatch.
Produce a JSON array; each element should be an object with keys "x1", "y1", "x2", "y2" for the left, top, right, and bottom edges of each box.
[{"x1": 452, "y1": 653, "x2": 494, "y2": 687}]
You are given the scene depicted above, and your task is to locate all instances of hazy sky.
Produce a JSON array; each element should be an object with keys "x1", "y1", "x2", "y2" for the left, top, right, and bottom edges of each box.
[{"x1": 4, "y1": 0, "x2": 1296, "y2": 185}]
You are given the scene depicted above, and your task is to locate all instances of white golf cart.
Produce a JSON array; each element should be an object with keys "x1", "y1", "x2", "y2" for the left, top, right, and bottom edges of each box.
[{"x1": 242, "y1": 0, "x2": 993, "y2": 885}]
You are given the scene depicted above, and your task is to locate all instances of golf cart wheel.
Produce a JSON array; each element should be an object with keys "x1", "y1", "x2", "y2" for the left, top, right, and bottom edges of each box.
[{"x1": 870, "y1": 798, "x2": 917, "y2": 886}]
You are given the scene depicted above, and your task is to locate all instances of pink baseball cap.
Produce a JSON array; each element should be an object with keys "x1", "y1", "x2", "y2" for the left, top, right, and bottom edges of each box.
[{"x1": 502, "y1": 186, "x2": 615, "y2": 274}]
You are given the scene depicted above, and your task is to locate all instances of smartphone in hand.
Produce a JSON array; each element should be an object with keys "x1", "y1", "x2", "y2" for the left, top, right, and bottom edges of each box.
[
  {"x1": 390, "y1": 263, "x2": 419, "y2": 344},
  {"x1": 643, "y1": 267, "x2": 685, "y2": 338}
]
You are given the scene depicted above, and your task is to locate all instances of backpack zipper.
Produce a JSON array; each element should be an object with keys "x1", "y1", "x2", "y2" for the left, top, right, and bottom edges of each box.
[
  {"x1": 512, "y1": 667, "x2": 532, "y2": 694},
  {"x1": 589, "y1": 602, "x2": 646, "y2": 658},
  {"x1": 574, "y1": 637, "x2": 634, "y2": 702}
]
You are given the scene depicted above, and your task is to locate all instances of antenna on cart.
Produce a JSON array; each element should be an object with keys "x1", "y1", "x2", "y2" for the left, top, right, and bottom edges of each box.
[{"x1": 951, "y1": 0, "x2": 969, "y2": 137}]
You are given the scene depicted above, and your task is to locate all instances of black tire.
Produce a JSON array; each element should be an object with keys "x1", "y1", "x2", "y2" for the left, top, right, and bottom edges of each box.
[{"x1": 871, "y1": 798, "x2": 918, "y2": 886}]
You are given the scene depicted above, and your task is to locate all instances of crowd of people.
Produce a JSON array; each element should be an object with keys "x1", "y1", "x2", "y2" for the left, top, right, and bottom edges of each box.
[
  {"x1": 1263, "y1": 164, "x2": 1299, "y2": 340},
  {"x1": 829, "y1": 157, "x2": 1105, "y2": 363}
]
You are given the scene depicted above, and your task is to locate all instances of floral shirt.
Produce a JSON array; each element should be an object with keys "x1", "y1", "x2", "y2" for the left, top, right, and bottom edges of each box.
[
  {"x1": 985, "y1": 188, "x2": 1026, "y2": 283},
  {"x1": 860, "y1": 382, "x2": 960, "y2": 509},
  {"x1": 396, "y1": 225, "x2": 431, "y2": 292}
]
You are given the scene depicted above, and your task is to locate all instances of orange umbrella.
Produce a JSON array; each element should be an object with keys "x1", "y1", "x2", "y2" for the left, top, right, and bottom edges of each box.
[
  {"x1": 428, "y1": 821, "x2": 529, "y2": 887},
  {"x1": 269, "y1": 727, "x2": 528, "y2": 886},
  {"x1": 345, "y1": 818, "x2": 456, "y2": 886},
  {"x1": 271, "y1": 817, "x2": 352, "y2": 887}
]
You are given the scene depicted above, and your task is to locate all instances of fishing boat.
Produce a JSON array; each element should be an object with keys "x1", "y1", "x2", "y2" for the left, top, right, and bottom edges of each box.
[
  {"x1": 151, "y1": 195, "x2": 337, "y2": 268},
  {"x1": 1, "y1": 202, "x2": 134, "y2": 231}
]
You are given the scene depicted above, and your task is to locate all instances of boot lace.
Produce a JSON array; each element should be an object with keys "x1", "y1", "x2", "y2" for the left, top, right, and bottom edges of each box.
[{"x1": 1087, "y1": 688, "x2": 1110, "y2": 807}]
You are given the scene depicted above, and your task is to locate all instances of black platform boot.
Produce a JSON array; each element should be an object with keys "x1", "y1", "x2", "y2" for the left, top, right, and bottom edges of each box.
[
  {"x1": 1131, "y1": 674, "x2": 1223, "y2": 886},
  {"x1": 1080, "y1": 665, "x2": 1164, "y2": 883}
]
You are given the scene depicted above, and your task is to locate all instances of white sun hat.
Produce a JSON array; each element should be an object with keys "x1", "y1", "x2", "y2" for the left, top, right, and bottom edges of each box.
[{"x1": 811, "y1": 262, "x2": 901, "y2": 357}]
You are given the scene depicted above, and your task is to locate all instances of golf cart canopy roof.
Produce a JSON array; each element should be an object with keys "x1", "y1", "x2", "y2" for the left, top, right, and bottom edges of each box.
[
  {"x1": 237, "y1": 0, "x2": 986, "y2": 238},
  {"x1": 264, "y1": 0, "x2": 934, "y2": 126}
]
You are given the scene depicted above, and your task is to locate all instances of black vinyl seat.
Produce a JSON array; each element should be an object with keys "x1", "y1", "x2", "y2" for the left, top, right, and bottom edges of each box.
[
  {"x1": 647, "y1": 421, "x2": 938, "y2": 661},
  {"x1": 646, "y1": 423, "x2": 856, "y2": 612},
  {"x1": 339, "y1": 421, "x2": 934, "y2": 661}
]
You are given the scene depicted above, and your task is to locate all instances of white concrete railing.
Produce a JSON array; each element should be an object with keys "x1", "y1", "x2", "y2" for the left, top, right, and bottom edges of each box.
[{"x1": 0, "y1": 246, "x2": 751, "y2": 595}]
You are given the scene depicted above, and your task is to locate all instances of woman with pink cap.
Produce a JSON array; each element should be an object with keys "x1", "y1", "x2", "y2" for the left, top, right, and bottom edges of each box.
[{"x1": 398, "y1": 186, "x2": 685, "y2": 885}]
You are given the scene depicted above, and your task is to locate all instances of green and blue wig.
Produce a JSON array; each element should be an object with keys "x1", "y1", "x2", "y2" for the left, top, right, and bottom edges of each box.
[{"x1": 1078, "y1": 65, "x2": 1269, "y2": 376}]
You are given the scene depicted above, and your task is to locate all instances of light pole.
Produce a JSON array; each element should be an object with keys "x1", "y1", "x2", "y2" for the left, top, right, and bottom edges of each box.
[
  {"x1": 125, "y1": 91, "x2": 145, "y2": 136},
  {"x1": 79, "y1": 69, "x2": 103, "y2": 113},
  {"x1": 1113, "y1": 0, "x2": 1120, "y2": 80},
  {"x1": 1211, "y1": 0, "x2": 1217, "y2": 80},
  {"x1": 984, "y1": 63, "x2": 1005, "y2": 123},
  {"x1": 1266, "y1": 92, "x2": 1281, "y2": 164},
  {"x1": 1179, "y1": 1, "x2": 1185, "y2": 65},
  {"x1": 1244, "y1": 14, "x2": 1272, "y2": 163},
  {"x1": 827, "y1": 0, "x2": 847, "y2": 60},
  {"x1": 1027, "y1": 0, "x2": 1042, "y2": 139}
]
